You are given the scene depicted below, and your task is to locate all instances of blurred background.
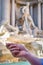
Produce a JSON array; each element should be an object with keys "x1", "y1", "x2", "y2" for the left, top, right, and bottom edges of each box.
[{"x1": 0, "y1": 0, "x2": 43, "y2": 64}]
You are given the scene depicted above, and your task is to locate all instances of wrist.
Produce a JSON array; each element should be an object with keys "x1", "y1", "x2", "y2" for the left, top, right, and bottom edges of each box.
[{"x1": 24, "y1": 51, "x2": 29, "y2": 58}]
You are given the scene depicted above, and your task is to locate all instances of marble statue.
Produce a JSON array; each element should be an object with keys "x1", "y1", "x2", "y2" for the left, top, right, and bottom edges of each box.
[{"x1": 22, "y1": 2, "x2": 39, "y2": 36}]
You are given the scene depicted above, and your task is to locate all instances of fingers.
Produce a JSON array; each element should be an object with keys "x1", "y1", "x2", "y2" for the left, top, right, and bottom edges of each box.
[
  {"x1": 6, "y1": 43, "x2": 22, "y2": 50},
  {"x1": 11, "y1": 50, "x2": 20, "y2": 57},
  {"x1": 6, "y1": 43, "x2": 23, "y2": 48},
  {"x1": 6, "y1": 43, "x2": 20, "y2": 55},
  {"x1": 6, "y1": 43, "x2": 26, "y2": 52},
  {"x1": 12, "y1": 50, "x2": 19, "y2": 54},
  {"x1": 6, "y1": 44, "x2": 20, "y2": 52},
  {"x1": 6, "y1": 43, "x2": 13, "y2": 48},
  {"x1": 6, "y1": 43, "x2": 17, "y2": 49},
  {"x1": 8, "y1": 45, "x2": 17, "y2": 49},
  {"x1": 10, "y1": 48, "x2": 20, "y2": 51},
  {"x1": 7, "y1": 46, "x2": 20, "y2": 57}
]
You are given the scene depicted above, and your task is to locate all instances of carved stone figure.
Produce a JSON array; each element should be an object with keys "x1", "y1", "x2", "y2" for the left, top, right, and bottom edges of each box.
[{"x1": 22, "y1": 2, "x2": 39, "y2": 36}]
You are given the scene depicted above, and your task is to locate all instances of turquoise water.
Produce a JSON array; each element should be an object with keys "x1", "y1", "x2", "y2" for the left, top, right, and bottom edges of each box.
[{"x1": 0, "y1": 62, "x2": 31, "y2": 65}]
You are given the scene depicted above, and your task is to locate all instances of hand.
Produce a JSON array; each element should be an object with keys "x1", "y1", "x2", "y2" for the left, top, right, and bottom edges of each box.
[
  {"x1": 6, "y1": 43, "x2": 28, "y2": 57},
  {"x1": 6, "y1": 43, "x2": 41, "y2": 65}
]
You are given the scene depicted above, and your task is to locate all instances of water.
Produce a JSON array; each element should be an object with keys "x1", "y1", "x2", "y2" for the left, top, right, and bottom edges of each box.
[{"x1": 0, "y1": 62, "x2": 31, "y2": 65}]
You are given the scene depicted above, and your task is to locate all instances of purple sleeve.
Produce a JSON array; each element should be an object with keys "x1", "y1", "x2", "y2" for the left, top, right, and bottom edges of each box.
[{"x1": 40, "y1": 59, "x2": 43, "y2": 65}]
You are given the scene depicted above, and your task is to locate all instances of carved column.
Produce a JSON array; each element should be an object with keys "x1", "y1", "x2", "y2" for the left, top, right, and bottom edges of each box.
[
  {"x1": 11, "y1": 0, "x2": 15, "y2": 26},
  {"x1": 2, "y1": 0, "x2": 10, "y2": 24},
  {"x1": 30, "y1": 5, "x2": 33, "y2": 18},
  {"x1": 38, "y1": 2, "x2": 41, "y2": 30}
]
